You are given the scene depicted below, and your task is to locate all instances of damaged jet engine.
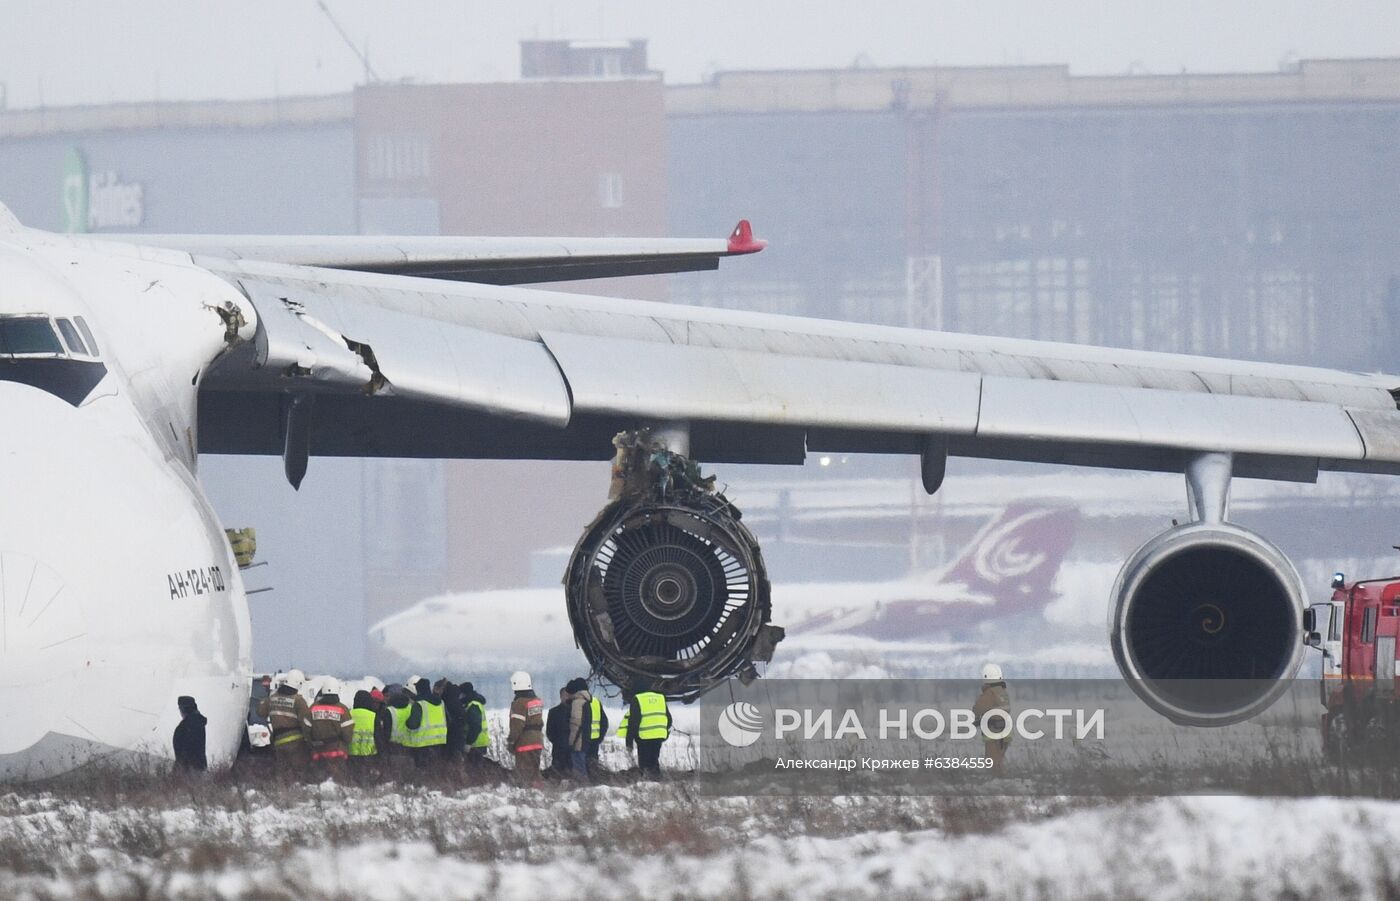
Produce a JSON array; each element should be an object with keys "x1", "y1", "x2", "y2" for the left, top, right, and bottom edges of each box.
[{"x1": 564, "y1": 430, "x2": 785, "y2": 701}]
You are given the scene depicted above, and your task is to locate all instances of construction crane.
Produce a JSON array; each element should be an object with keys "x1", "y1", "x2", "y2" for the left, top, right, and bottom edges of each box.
[{"x1": 317, "y1": 0, "x2": 381, "y2": 85}]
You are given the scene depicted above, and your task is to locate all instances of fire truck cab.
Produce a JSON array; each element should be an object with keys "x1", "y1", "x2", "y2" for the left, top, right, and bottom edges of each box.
[{"x1": 1304, "y1": 571, "x2": 1400, "y2": 758}]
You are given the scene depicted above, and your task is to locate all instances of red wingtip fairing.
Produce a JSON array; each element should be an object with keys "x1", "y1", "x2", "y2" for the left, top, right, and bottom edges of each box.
[{"x1": 726, "y1": 219, "x2": 767, "y2": 254}]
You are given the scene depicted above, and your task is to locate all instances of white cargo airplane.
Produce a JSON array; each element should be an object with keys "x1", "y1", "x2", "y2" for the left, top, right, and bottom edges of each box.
[
  {"x1": 2, "y1": 200, "x2": 1399, "y2": 779},
  {"x1": 369, "y1": 504, "x2": 1079, "y2": 671}
]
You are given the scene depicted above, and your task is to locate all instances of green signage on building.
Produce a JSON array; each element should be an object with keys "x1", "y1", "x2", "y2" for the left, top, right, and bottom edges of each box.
[{"x1": 62, "y1": 147, "x2": 89, "y2": 234}]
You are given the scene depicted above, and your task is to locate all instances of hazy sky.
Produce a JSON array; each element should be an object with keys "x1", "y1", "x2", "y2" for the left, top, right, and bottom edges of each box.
[{"x1": 3, "y1": 1, "x2": 1400, "y2": 110}]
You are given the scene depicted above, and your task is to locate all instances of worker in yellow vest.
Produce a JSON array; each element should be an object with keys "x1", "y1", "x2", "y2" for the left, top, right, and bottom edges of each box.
[
  {"x1": 348, "y1": 689, "x2": 381, "y2": 780},
  {"x1": 624, "y1": 688, "x2": 671, "y2": 779},
  {"x1": 386, "y1": 685, "x2": 414, "y2": 768},
  {"x1": 461, "y1": 681, "x2": 491, "y2": 767},
  {"x1": 404, "y1": 677, "x2": 449, "y2": 767},
  {"x1": 586, "y1": 692, "x2": 608, "y2": 776},
  {"x1": 615, "y1": 707, "x2": 630, "y2": 746}
]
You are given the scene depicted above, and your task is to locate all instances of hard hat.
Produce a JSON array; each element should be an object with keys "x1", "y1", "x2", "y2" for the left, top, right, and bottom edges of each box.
[
  {"x1": 284, "y1": 669, "x2": 306, "y2": 690},
  {"x1": 408, "y1": 675, "x2": 424, "y2": 690},
  {"x1": 318, "y1": 679, "x2": 341, "y2": 698},
  {"x1": 981, "y1": 663, "x2": 1004, "y2": 683},
  {"x1": 510, "y1": 671, "x2": 532, "y2": 691}
]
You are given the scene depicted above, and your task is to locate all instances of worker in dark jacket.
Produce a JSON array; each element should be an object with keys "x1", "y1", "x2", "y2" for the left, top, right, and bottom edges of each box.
[
  {"x1": 545, "y1": 687, "x2": 572, "y2": 778},
  {"x1": 564, "y1": 677, "x2": 593, "y2": 781},
  {"x1": 172, "y1": 696, "x2": 207, "y2": 772},
  {"x1": 440, "y1": 680, "x2": 468, "y2": 761},
  {"x1": 368, "y1": 688, "x2": 393, "y2": 758},
  {"x1": 383, "y1": 684, "x2": 414, "y2": 766}
]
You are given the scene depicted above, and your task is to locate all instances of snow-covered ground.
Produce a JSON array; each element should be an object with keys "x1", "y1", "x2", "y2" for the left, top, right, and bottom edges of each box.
[{"x1": 4, "y1": 777, "x2": 1400, "y2": 900}]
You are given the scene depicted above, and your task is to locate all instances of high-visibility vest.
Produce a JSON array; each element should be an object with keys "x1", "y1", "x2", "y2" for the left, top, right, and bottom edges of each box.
[
  {"x1": 406, "y1": 699, "x2": 448, "y2": 748},
  {"x1": 467, "y1": 699, "x2": 490, "y2": 748},
  {"x1": 617, "y1": 710, "x2": 629, "y2": 739},
  {"x1": 589, "y1": 696, "x2": 604, "y2": 740},
  {"x1": 349, "y1": 708, "x2": 378, "y2": 757},
  {"x1": 389, "y1": 705, "x2": 412, "y2": 746},
  {"x1": 635, "y1": 692, "x2": 669, "y2": 740}
]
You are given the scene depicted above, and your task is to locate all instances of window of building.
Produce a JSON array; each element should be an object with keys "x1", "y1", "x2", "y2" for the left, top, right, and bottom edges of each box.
[
  {"x1": 591, "y1": 54, "x2": 623, "y2": 78},
  {"x1": 364, "y1": 133, "x2": 431, "y2": 183},
  {"x1": 599, "y1": 173, "x2": 623, "y2": 209}
]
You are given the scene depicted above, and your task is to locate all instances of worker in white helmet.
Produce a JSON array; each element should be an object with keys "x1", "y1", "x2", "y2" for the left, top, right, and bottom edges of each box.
[
  {"x1": 506, "y1": 671, "x2": 545, "y2": 787},
  {"x1": 257, "y1": 669, "x2": 311, "y2": 772},
  {"x1": 973, "y1": 663, "x2": 1011, "y2": 770},
  {"x1": 305, "y1": 680, "x2": 355, "y2": 778}
]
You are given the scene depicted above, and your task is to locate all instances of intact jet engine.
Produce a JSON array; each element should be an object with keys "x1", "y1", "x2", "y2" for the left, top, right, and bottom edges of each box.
[
  {"x1": 1109, "y1": 454, "x2": 1306, "y2": 725},
  {"x1": 565, "y1": 431, "x2": 784, "y2": 701}
]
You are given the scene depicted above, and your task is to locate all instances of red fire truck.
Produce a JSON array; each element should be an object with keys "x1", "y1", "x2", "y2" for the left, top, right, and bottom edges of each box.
[{"x1": 1304, "y1": 566, "x2": 1400, "y2": 758}]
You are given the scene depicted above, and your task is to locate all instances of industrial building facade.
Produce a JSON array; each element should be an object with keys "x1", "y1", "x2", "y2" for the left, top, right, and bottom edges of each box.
[{"x1": 669, "y1": 59, "x2": 1400, "y2": 371}]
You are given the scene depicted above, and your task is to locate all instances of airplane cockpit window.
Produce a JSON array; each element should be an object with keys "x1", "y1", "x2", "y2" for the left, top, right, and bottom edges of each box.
[
  {"x1": 0, "y1": 316, "x2": 64, "y2": 356},
  {"x1": 56, "y1": 318, "x2": 92, "y2": 357},
  {"x1": 0, "y1": 314, "x2": 108, "y2": 406},
  {"x1": 0, "y1": 315, "x2": 102, "y2": 360},
  {"x1": 74, "y1": 316, "x2": 100, "y2": 355}
]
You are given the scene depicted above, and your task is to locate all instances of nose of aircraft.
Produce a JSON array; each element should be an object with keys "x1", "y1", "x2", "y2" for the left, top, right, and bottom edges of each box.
[
  {"x1": 0, "y1": 384, "x2": 180, "y2": 778},
  {"x1": 0, "y1": 551, "x2": 94, "y2": 756}
]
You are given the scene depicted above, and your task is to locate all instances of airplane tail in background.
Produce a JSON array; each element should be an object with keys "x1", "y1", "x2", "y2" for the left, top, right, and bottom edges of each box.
[{"x1": 942, "y1": 503, "x2": 1079, "y2": 613}]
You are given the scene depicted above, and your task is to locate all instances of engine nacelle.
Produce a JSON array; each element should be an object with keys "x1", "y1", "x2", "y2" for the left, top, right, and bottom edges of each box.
[
  {"x1": 1110, "y1": 522, "x2": 1305, "y2": 726},
  {"x1": 565, "y1": 494, "x2": 782, "y2": 702}
]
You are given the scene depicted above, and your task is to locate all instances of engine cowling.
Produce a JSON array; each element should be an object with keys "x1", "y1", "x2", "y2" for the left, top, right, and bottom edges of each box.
[
  {"x1": 1110, "y1": 522, "x2": 1305, "y2": 726},
  {"x1": 565, "y1": 493, "x2": 781, "y2": 702}
]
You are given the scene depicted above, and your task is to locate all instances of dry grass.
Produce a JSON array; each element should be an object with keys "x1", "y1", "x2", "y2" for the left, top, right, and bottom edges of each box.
[{"x1": 5, "y1": 753, "x2": 1400, "y2": 900}]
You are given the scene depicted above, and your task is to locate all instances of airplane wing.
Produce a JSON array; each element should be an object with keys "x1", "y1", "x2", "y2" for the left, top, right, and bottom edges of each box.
[
  {"x1": 189, "y1": 242, "x2": 1400, "y2": 485},
  {"x1": 92, "y1": 220, "x2": 765, "y2": 286}
]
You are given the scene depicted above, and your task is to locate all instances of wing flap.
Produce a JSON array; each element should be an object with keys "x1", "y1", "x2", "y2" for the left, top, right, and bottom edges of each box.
[
  {"x1": 539, "y1": 330, "x2": 983, "y2": 433},
  {"x1": 978, "y1": 376, "x2": 1367, "y2": 460},
  {"x1": 249, "y1": 287, "x2": 374, "y2": 387},
  {"x1": 1347, "y1": 408, "x2": 1400, "y2": 464}
]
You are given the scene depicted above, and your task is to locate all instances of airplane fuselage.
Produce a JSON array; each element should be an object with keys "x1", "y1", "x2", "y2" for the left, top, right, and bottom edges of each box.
[{"x1": 0, "y1": 228, "x2": 255, "y2": 779}]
